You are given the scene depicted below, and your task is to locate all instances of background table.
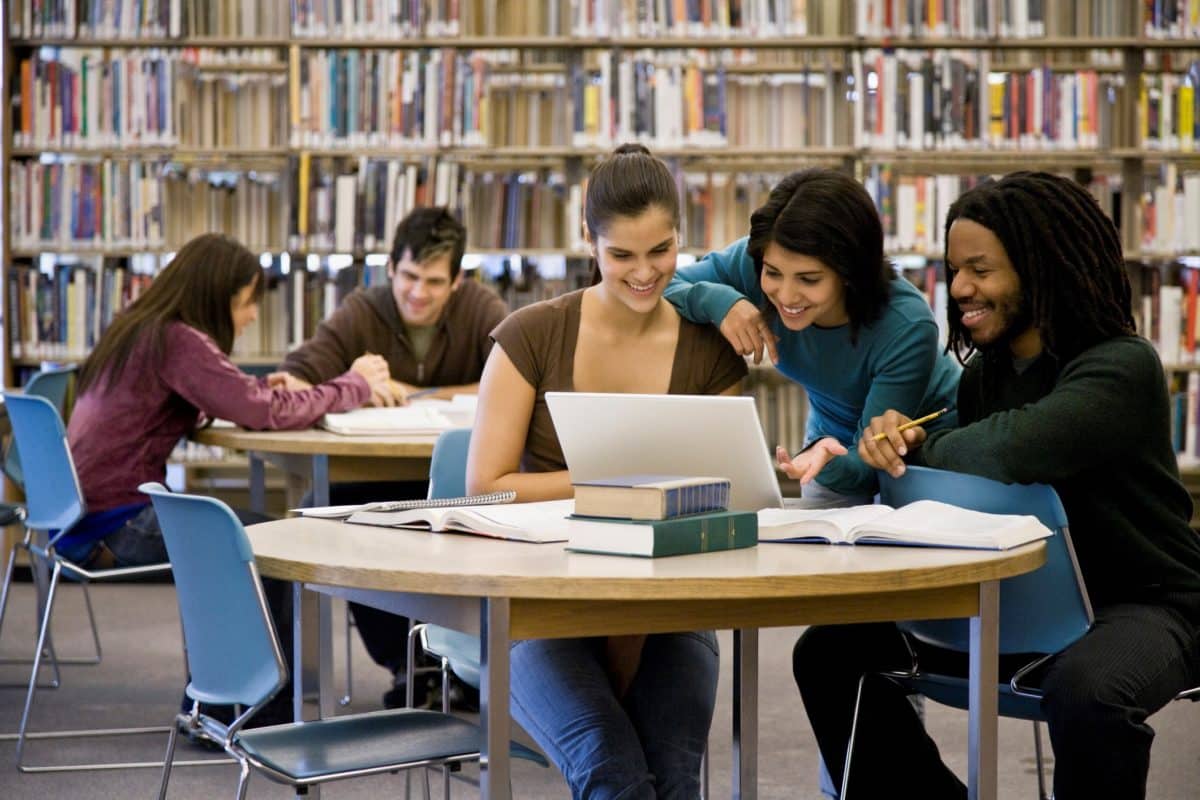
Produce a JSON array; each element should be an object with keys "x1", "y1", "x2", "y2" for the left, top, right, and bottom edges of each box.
[
  {"x1": 192, "y1": 426, "x2": 438, "y2": 508},
  {"x1": 247, "y1": 517, "x2": 1045, "y2": 800}
]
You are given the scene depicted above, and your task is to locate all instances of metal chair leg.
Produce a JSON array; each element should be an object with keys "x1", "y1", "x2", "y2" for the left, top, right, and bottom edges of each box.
[
  {"x1": 157, "y1": 715, "x2": 182, "y2": 800},
  {"x1": 235, "y1": 759, "x2": 252, "y2": 800},
  {"x1": 700, "y1": 744, "x2": 709, "y2": 799},
  {"x1": 339, "y1": 601, "x2": 353, "y2": 706},
  {"x1": 0, "y1": 544, "x2": 65, "y2": 688},
  {"x1": 1032, "y1": 720, "x2": 1049, "y2": 800},
  {"x1": 839, "y1": 674, "x2": 869, "y2": 800},
  {"x1": 15, "y1": 559, "x2": 63, "y2": 767},
  {"x1": 77, "y1": 580, "x2": 103, "y2": 665}
]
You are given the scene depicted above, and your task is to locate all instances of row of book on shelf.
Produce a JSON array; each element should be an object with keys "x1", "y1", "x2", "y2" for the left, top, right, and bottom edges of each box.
[
  {"x1": 11, "y1": 153, "x2": 1200, "y2": 257},
  {"x1": 10, "y1": 0, "x2": 289, "y2": 38},
  {"x1": 13, "y1": 0, "x2": 1200, "y2": 39},
  {"x1": 4, "y1": 251, "x2": 581, "y2": 362},
  {"x1": 13, "y1": 48, "x2": 289, "y2": 150},
  {"x1": 12, "y1": 45, "x2": 1200, "y2": 152}
]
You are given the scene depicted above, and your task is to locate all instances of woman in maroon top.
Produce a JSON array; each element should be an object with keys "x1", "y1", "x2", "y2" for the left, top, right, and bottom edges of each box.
[
  {"x1": 62, "y1": 232, "x2": 390, "y2": 733},
  {"x1": 64, "y1": 232, "x2": 390, "y2": 569}
]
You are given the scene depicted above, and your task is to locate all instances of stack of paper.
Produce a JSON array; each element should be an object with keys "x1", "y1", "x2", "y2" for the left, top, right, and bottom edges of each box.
[{"x1": 322, "y1": 405, "x2": 453, "y2": 435}]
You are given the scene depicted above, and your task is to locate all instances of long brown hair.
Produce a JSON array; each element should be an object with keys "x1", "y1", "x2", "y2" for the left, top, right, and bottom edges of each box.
[
  {"x1": 77, "y1": 233, "x2": 264, "y2": 394},
  {"x1": 585, "y1": 143, "x2": 680, "y2": 285}
]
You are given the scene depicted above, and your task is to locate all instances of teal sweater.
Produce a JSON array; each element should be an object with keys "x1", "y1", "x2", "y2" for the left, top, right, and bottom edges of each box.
[
  {"x1": 664, "y1": 237, "x2": 961, "y2": 496},
  {"x1": 918, "y1": 337, "x2": 1200, "y2": 614}
]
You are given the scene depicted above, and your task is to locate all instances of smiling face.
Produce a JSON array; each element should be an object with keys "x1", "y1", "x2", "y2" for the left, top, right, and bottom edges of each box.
[
  {"x1": 389, "y1": 250, "x2": 458, "y2": 327},
  {"x1": 947, "y1": 218, "x2": 1041, "y2": 358},
  {"x1": 590, "y1": 205, "x2": 679, "y2": 313},
  {"x1": 758, "y1": 242, "x2": 848, "y2": 331},
  {"x1": 229, "y1": 275, "x2": 260, "y2": 338}
]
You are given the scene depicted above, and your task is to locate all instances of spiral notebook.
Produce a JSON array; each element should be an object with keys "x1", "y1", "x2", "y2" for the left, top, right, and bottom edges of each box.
[{"x1": 294, "y1": 490, "x2": 516, "y2": 520}]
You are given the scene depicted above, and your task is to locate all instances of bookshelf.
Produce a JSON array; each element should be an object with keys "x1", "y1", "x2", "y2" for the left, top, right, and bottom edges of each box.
[{"x1": 2, "y1": 0, "x2": 1200, "y2": 461}]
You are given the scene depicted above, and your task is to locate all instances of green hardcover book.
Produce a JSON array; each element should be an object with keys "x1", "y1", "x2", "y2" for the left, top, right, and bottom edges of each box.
[{"x1": 565, "y1": 509, "x2": 757, "y2": 558}]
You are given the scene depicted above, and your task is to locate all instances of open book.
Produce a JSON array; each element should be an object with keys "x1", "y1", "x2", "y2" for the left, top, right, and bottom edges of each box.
[
  {"x1": 345, "y1": 499, "x2": 574, "y2": 544},
  {"x1": 757, "y1": 500, "x2": 1052, "y2": 550}
]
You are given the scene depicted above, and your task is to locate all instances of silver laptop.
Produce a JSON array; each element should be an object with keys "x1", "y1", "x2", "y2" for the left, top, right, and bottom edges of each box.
[{"x1": 545, "y1": 392, "x2": 785, "y2": 511}]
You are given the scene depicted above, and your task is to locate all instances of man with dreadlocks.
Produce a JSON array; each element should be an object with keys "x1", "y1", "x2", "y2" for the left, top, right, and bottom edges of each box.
[{"x1": 793, "y1": 171, "x2": 1200, "y2": 799}]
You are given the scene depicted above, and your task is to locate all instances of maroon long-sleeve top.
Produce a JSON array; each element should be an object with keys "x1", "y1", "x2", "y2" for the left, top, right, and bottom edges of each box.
[{"x1": 67, "y1": 321, "x2": 370, "y2": 512}]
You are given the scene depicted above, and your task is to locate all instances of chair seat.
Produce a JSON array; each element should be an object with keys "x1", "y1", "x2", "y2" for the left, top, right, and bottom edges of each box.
[
  {"x1": 237, "y1": 709, "x2": 480, "y2": 782},
  {"x1": 236, "y1": 708, "x2": 548, "y2": 782},
  {"x1": 893, "y1": 674, "x2": 1045, "y2": 721}
]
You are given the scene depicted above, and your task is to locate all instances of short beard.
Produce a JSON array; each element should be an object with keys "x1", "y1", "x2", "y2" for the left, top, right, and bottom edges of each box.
[{"x1": 969, "y1": 301, "x2": 1033, "y2": 355}]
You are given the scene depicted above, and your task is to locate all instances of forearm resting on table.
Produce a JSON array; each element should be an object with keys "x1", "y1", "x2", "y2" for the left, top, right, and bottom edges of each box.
[{"x1": 466, "y1": 469, "x2": 573, "y2": 503}]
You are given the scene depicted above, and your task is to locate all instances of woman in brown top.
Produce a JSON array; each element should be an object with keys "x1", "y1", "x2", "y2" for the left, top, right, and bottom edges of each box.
[{"x1": 467, "y1": 144, "x2": 746, "y2": 799}]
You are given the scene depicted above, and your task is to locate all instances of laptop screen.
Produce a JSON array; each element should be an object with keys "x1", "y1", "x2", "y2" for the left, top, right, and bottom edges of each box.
[{"x1": 545, "y1": 392, "x2": 784, "y2": 511}]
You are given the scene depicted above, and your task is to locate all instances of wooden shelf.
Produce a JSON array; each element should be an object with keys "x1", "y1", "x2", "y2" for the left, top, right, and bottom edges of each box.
[
  {"x1": 11, "y1": 33, "x2": 1199, "y2": 53},
  {"x1": 10, "y1": 36, "x2": 291, "y2": 47},
  {"x1": 12, "y1": 353, "x2": 284, "y2": 368}
]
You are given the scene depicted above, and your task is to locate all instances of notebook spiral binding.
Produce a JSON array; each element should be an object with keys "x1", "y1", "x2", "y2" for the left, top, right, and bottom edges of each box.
[{"x1": 362, "y1": 490, "x2": 517, "y2": 513}]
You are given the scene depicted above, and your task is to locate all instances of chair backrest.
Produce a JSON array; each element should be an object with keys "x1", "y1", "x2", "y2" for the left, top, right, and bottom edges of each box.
[
  {"x1": 428, "y1": 428, "x2": 472, "y2": 500},
  {"x1": 879, "y1": 465, "x2": 1093, "y2": 655},
  {"x1": 3, "y1": 393, "x2": 86, "y2": 533},
  {"x1": 140, "y1": 482, "x2": 287, "y2": 710},
  {"x1": 4, "y1": 365, "x2": 77, "y2": 487}
]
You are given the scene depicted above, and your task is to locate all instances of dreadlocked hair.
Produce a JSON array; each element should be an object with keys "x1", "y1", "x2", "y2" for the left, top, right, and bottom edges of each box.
[{"x1": 943, "y1": 171, "x2": 1134, "y2": 365}]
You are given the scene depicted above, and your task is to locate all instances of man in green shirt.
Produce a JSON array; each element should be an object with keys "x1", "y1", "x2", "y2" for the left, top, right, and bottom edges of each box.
[{"x1": 796, "y1": 172, "x2": 1200, "y2": 799}]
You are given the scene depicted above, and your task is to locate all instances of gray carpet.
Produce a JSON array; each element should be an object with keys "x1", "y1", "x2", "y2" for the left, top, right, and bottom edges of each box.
[{"x1": 0, "y1": 581, "x2": 1196, "y2": 798}]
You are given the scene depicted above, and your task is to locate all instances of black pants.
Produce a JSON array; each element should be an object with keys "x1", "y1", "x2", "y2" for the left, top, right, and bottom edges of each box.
[
  {"x1": 328, "y1": 480, "x2": 429, "y2": 675},
  {"x1": 793, "y1": 603, "x2": 1200, "y2": 800}
]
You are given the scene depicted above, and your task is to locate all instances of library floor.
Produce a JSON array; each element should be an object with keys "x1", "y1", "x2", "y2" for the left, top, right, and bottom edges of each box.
[{"x1": 0, "y1": 581, "x2": 1197, "y2": 799}]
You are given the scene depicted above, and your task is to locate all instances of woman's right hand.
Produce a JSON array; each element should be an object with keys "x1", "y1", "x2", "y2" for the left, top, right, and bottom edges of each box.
[
  {"x1": 349, "y1": 353, "x2": 394, "y2": 407},
  {"x1": 719, "y1": 299, "x2": 778, "y2": 364}
]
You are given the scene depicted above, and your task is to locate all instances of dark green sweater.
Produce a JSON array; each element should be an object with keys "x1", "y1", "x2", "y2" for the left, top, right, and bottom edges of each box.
[{"x1": 917, "y1": 336, "x2": 1200, "y2": 616}]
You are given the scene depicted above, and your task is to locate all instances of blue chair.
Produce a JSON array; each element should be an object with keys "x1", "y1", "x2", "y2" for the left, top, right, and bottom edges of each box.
[
  {"x1": 407, "y1": 428, "x2": 550, "y2": 792},
  {"x1": 0, "y1": 365, "x2": 105, "y2": 678},
  {"x1": 2, "y1": 365, "x2": 78, "y2": 487},
  {"x1": 837, "y1": 466, "x2": 1093, "y2": 800},
  {"x1": 140, "y1": 481, "x2": 507, "y2": 799},
  {"x1": 0, "y1": 393, "x2": 177, "y2": 772}
]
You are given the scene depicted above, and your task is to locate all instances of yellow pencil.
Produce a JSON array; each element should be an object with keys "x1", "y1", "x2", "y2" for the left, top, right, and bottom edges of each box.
[{"x1": 871, "y1": 407, "x2": 949, "y2": 442}]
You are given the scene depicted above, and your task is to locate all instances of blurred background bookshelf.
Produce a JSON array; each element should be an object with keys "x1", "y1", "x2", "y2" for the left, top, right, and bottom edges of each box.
[{"x1": 3, "y1": 0, "x2": 1200, "y2": 487}]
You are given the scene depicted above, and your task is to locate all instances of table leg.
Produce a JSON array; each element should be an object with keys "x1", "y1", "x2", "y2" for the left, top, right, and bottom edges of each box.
[
  {"x1": 967, "y1": 580, "x2": 1000, "y2": 800},
  {"x1": 311, "y1": 455, "x2": 329, "y2": 507},
  {"x1": 732, "y1": 628, "x2": 759, "y2": 800},
  {"x1": 249, "y1": 453, "x2": 265, "y2": 514},
  {"x1": 479, "y1": 597, "x2": 512, "y2": 800}
]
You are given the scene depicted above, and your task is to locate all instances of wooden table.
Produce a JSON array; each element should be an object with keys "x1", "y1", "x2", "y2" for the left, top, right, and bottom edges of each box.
[
  {"x1": 247, "y1": 517, "x2": 1046, "y2": 800},
  {"x1": 192, "y1": 426, "x2": 438, "y2": 508}
]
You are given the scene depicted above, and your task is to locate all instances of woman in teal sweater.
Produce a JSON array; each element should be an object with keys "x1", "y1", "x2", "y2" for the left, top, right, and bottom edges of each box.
[{"x1": 664, "y1": 168, "x2": 960, "y2": 502}]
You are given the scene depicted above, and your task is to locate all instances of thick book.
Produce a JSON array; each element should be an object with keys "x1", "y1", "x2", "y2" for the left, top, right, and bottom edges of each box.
[
  {"x1": 572, "y1": 474, "x2": 731, "y2": 520},
  {"x1": 344, "y1": 499, "x2": 574, "y2": 544},
  {"x1": 565, "y1": 509, "x2": 758, "y2": 558},
  {"x1": 756, "y1": 500, "x2": 1052, "y2": 550}
]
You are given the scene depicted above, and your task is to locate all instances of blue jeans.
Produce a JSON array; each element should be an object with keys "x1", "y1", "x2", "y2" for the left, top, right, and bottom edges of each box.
[{"x1": 510, "y1": 631, "x2": 718, "y2": 800}]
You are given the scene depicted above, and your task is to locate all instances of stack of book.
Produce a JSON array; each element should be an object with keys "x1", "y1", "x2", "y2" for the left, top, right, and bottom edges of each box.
[{"x1": 566, "y1": 475, "x2": 757, "y2": 558}]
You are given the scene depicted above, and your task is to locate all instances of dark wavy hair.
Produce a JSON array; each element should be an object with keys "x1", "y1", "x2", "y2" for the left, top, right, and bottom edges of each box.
[
  {"x1": 78, "y1": 233, "x2": 264, "y2": 394},
  {"x1": 746, "y1": 168, "x2": 893, "y2": 343},
  {"x1": 944, "y1": 171, "x2": 1134, "y2": 365}
]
